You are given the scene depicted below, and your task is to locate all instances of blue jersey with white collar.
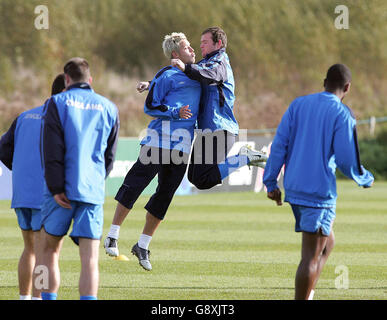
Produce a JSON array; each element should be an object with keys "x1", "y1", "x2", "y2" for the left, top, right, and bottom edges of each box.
[
  {"x1": 141, "y1": 66, "x2": 201, "y2": 154},
  {"x1": 263, "y1": 91, "x2": 374, "y2": 207}
]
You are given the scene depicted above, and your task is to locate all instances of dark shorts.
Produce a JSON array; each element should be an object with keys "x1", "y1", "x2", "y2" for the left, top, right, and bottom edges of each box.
[
  {"x1": 188, "y1": 130, "x2": 235, "y2": 190},
  {"x1": 115, "y1": 146, "x2": 188, "y2": 220}
]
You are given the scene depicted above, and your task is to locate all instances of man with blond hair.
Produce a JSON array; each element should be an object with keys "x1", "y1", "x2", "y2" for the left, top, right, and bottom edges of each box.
[
  {"x1": 140, "y1": 27, "x2": 267, "y2": 189},
  {"x1": 104, "y1": 32, "x2": 201, "y2": 271},
  {"x1": 171, "y1": 26, "x2": 267, "y2": 190}
]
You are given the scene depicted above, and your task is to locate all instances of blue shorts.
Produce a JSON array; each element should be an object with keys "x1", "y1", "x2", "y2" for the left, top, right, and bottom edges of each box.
[
  {"x1": 41, "y1": 196, "x2": 103, "y2": 244},
  {"x1": 15, "y1": 208, "x2": 42, "y2": 232},
  {"x1": 291, "y1": 204, "x2": 335, "y2": 236}
]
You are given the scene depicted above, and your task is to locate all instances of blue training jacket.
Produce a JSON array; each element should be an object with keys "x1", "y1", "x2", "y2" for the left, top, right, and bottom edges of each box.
[
  {"x1": 141, "y1": 66, "x2": 201, "y2": 154},
  {"x1": 43, "y1": 83, "x2": 119, "y2": 205},
  {"x1": 0, "y1": 105, "x2": 45, "y2": 209},
  {"x1": 263, "y1": 91, "x2": 374, "y2": 208},
  {"x1": 184, "y1": 48, "x2": 239, "y2": 135}
]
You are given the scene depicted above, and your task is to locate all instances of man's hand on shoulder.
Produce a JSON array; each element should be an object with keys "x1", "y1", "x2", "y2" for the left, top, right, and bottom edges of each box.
[{"x1": 171, "y1": 59, "x2": 185, "y2": 72}]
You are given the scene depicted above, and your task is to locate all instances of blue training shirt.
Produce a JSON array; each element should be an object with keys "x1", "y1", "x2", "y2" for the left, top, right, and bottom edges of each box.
[
  {"x1": 184, "y1": 48, "x2": 239, "y2": 135},
  {"x1": 0, "y1": 106, "x2": 45, "y2": 209},
  {"x1": 43, "y1": 83, "x2": 119, "y2": 205},
  {"x1": 141, "y1": 66, "x2": 201, "y2": 154},
  {"x1": 263, "y1": 91, "x2": 374, "y2": 207}
]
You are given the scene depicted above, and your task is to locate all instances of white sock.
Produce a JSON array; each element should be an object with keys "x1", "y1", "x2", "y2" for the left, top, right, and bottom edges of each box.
[
  {"x1": 308, "y1": 289, "x2": 315, "y2": 300},
  {"x1": 107, "y1": 224, "x2": 120, "y2": 240},
  {"x1": 32, "y1": 297, "x2": 42, "y2": 300},
  {"x1": 138, "y1": 234, "x2": 152, "y2": 250},
  {"x1": 20, "y1": 295, "x2": 31, "y2": 300}
]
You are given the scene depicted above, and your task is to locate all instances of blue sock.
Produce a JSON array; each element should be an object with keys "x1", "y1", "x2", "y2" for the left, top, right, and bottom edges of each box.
[
  {"x1": 41, "y1": 292, "x2": 57, "y2": 300},
  {"x1": 80, "y1": 295, "x2": 97, "y2": 300},
  {"x1": 218, "y1": 155, "x2": 248, "y2": 180}
]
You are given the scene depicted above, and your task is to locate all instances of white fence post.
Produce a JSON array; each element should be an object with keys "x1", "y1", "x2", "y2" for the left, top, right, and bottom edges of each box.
[{"x1": 369, "y1": 116, "x2": 376, "y2": 136}]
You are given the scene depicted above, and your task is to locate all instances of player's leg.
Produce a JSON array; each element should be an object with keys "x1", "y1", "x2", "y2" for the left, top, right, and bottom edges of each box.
[
  {"x1": 142, "y1": 212, "x2": 162, "y2": 237},
  {"x1": 78, "y1": 238, "x2": 99, "y2": 300},
  {"x1": 18, "y1": 229, "x2": 35, "y2": 300},
  {"x1": 190, "y1": 130, "x2": 264, "y2": 186},
  {"x1": 295, "y1": 230, "x2": 328, "y2": 300},
  {"x1": 31, "y1": 208, "x2": 43, "y2": 299},
  {"x1": 104, "y1": 146, "x2": 160, "y2": 256},
  {"x1": 311, "y1": 229, "x2": 335, "y2": 297},
  {"x1": 69, "y1": 202, "x2": 103, "y2": 299},
  {"x1": 291, "y1": 205, "x2": 335, "y2": 300},
  {"x1": 217, "y1": 131, "x2": 241, "y2": 179},
  {"x1": 15, "y1": 208, "x2": 33, "y2": 299},
  {"x1": 132, "y1": 151, "x2": 188, "y2": 270},
  {"x1": 308, "y1": 208, "x2": 336, "y2": 299},
  {"x1": 39, "y1": 196, "x2": 72, "y2": 300},
  {"x1": 130, "y1": 212, "x2": 162, "y2": 271},
  {"x1": 104, "y1": 202, "x2": 131, "y2": 255},
  {"x1": 218, "y1": 133, "x2": 268, "y2": 179},
  {"x1": 188, "y1": 130, "x2": 227, "y2": 189},
  {"x1": 31, "y1": 229, "x2": 43, "y2": 299},
  {"x1": 39, "y1": 228, "x2": 64, "y2": 300}
]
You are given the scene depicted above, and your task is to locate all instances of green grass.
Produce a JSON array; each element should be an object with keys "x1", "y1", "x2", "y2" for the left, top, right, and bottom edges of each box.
[{"x1": 0, "y1": 180, "x2": 386, "y2": 300}]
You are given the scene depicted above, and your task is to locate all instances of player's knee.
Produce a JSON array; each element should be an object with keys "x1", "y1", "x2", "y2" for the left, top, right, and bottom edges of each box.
[
  {"x1": 195, "y1": 183, "x2": 212, "y2": 190},
  {"x1": 299, "y1": 258, "x2": 319, "y2": 275},
  {"x1": 189, "y1": 176, "x2": 219, "y2": 190},
  {"x1": 197, "y1": 181, "x2": 219, "y2": 190},
  {"x1": 148, "y1": 210, "x2": 165, "y2": 221},
  {"x1": 23, "y1": 245, "x2": 35, "y2": 256},
  {"x1": 322, "y1": 239, "x2": 335, "y2": 256}
]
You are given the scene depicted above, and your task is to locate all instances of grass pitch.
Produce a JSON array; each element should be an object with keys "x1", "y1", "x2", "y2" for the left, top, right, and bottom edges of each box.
[{"x1": 0, "y1": 180, "x2": 386, "y2": 300}]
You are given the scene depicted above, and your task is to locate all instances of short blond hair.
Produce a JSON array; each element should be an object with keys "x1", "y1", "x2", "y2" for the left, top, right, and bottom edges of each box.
[{"x1": 162, "y1": 32, "x2": 187, "y2": 59}]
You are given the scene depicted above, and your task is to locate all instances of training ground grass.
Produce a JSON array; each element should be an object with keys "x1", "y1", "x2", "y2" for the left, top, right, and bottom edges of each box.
[{"x1": 0, "y1": 180, "x2": 386, "y2": 300}]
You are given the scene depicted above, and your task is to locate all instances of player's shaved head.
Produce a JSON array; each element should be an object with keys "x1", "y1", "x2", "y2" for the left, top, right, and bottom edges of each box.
[
  {"x1": 64, "y1": 57, "x2": 90, "y2": 83},
  {"x1": 324, "y1": 64, "x2": 352, "y2": 91}
]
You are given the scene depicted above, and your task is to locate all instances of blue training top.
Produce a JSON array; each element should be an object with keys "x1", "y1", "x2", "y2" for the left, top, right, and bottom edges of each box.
[
  {"x1": 263, "y1": 91, "x2": 374, "y2": 208},
  {"x1": 141, "y1": 66, "x2": 201, "y2": 154},
  {"x1": 43, "y1": 83, "x2": 119, "y2": 205},
  {"x1": 184, "y1": 48, "x2": 239, "y2": 135},
  {"x1": 0, "y1": 105, "x2": 45, "y2": 209}
]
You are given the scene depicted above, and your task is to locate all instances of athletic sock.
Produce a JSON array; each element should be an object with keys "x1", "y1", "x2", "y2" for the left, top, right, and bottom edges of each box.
[
  {"x1": 19, "y1": 295, "x2": 31, "y2": 300},
  {"x1": 80, "y1": 295, "x2": 97, "y2": 300},
  {"x1": 138, "y1": 234, "x2": 152, "y2": 250},
  {"x1": 41, "y1": 292, "x2": 57, "y2": 300},
  {"x1": 32, "y1": 297, "x2": 42, "y2": 300},
  {"x1": 218, "y1": 155, "x2": 248, "y2": 180},
  {"x1": 308, "y1": 289, "x2": 315, "y2": 300},
  {"x1": 107, "y1": 224, "x2": 120, "y2": 240}
]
